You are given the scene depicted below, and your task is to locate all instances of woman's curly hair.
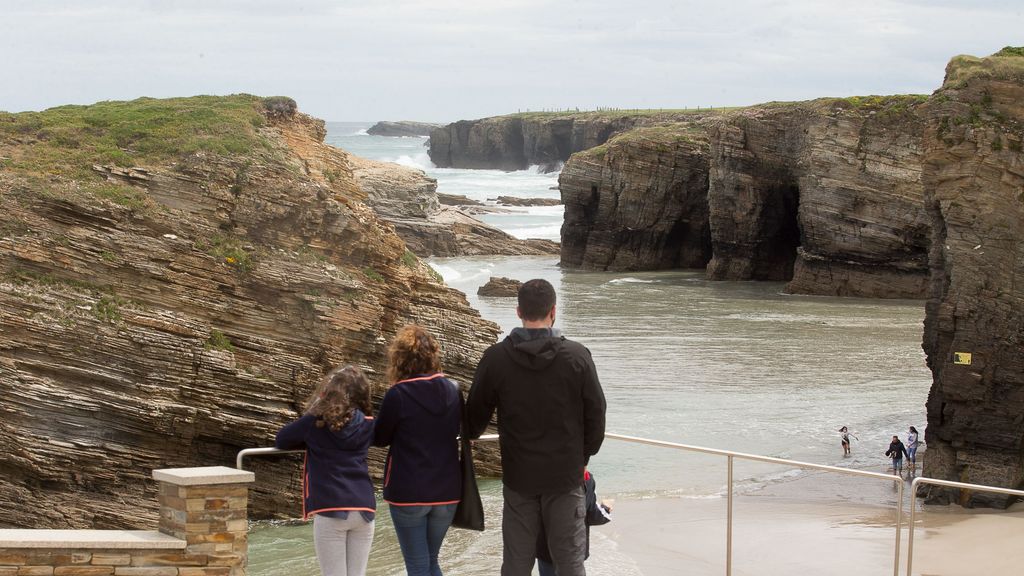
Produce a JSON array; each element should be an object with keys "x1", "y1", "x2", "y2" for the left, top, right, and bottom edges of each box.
[
  {"x1": 386, "y1": 325, "x2": 442, "y2": 383},
  {"x1": 305, "y1": 365, "x2": 372, "y2": 431}
]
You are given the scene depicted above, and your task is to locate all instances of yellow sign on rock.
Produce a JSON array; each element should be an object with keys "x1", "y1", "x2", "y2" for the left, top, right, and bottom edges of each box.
[{"x1": 953, "y1": 352, "x2": 972, "y2": 365}]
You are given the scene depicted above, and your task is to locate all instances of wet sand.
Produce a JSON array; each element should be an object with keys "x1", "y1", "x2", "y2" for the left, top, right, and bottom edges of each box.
[{"x1": 601, "y1": 472, "x2": 1024, "y2": 576}]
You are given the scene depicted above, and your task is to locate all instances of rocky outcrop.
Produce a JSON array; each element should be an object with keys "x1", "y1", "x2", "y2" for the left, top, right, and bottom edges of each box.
[
  {"x1": 495, "y1": 196, "x2": 561, "y2": 207},
  {"x1": 708, "y1": 97, "x2": 930, "y2": 298},
  {"x1": 367, "y1": 121, "x2": 441, "y2": 137},
  {"x1": 477, "y1": 277, "x2": 522, "y2": 297},
  {"x1": 919, "y1": 48, "x2": 1024, "y2": 507},
  {"x1": 428, "y1": 111, "x2": 720, "y2": 171},
  {"x1": 559, "y1": 98, "x2": 931, "y2": 298},
  {"x1": 349, "y1": 155, "x2": 559, "y2": 257},
  {"x1": 560, "y1": 125, "x2": 712, "y2": 270},
  {"x1": 0, "y1": 95, "x2": 502, "y2": 529}
]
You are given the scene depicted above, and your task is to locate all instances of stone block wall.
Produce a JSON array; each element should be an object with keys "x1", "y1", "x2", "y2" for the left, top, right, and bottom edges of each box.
[{"x1": 0, "y1": 467, "x2": 254, "y2": 576}]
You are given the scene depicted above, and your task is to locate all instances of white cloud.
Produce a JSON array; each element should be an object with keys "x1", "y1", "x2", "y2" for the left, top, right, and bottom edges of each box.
[{"x1": 0, "y1": 0, "x2": 1021, "y2": 121}]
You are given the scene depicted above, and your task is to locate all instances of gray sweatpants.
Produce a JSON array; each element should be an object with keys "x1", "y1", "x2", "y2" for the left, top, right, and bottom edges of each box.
[
  {"x1": 313, "y1": 513, "x2": 375, "y2": 576},
  {"x1": 501, "y1": 484, "x2": 586, "y2": 576}
]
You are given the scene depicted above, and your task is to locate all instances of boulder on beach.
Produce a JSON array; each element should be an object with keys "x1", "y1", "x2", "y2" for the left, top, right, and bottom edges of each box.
[{"x1": 477, "y1": 277, "x2": 522, "y2": 297}]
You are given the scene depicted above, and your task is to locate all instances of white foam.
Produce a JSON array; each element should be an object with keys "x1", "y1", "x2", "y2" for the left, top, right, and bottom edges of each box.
[
  {"x1": 609, "y1": 277, "x2": 659, "y2": 285},
  {"x1": 386, "y1": 152, "x2": 434, "y2": 170}
]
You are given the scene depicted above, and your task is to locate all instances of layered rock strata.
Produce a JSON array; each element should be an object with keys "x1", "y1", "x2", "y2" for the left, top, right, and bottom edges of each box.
[
  {"x1": 0, "y1": 96, "x2": 502, "y2": 529},
  {"x1": 477, "y1": 277, "x2": 522, "y2": 297},
  {"x1": 559, "y1": 98, "x2": 931, "y2": 298},
  {"x1": 428, "y1": 111, "x2": 720, "y2": 172},
  {"x1": 708, "y1": 97, "x2": 930, "y2": 297},
  {"x1": 349, "y1": 155, "x2": 559, "y2": 257},
  {"x1": 560, "y1": 126, "x2": 712, "y2": 271},
  {"x1": 919, "y1": 49, "x2": 1024, "y2": 506}
]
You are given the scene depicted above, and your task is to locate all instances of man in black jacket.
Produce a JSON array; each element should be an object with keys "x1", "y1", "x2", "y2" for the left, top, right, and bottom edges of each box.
[{"x1": 466, "y1": 278, "x2": 607, "y2": 576}]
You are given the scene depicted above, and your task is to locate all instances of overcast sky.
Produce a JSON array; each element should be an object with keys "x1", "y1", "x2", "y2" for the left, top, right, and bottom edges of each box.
[{"x1": 2, "y1": 0, "x2": 1022, "y2": 122}]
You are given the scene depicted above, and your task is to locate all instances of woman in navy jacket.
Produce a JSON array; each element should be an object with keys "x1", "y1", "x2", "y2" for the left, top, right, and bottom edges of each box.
[
  {"x1": 374, "y1": 325, "x2": 462, "y2": 576},
  {"x1": 276, "y1": 365, "x2": 376, "y2": 576}
]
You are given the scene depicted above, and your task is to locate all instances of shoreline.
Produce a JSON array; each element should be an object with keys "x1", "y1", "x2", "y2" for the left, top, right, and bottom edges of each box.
[{"x1": 596, "y1": 466, "x2": 1024, "y2": 576}]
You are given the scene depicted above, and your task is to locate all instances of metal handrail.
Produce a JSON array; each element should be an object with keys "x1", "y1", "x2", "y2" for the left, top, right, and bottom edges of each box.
[
  {"x1": 239, "y1": 431, "x2": 909, "y2": 576},
  {"x1": 906, "y1": 477, "x2": 1024, "y2": 576}
]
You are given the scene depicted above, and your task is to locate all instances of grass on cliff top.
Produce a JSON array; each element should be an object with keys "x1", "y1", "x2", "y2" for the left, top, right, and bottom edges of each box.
[
  {"x1": 943, "y1": 46, "x2": 1024, "y2": 89},
  {"x1": 583, "y1": 123, "x2": 709, "y2": 159},
  {"x1": 0, "y1": 94, "x2": 276, "y2": 179},
  {"x1": 502, "y1": 107, "x2": 744, "y2": 121}
]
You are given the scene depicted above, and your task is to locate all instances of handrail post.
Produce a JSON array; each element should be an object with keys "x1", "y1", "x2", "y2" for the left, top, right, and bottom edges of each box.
[
  {"x1": 894, "y1": 476, "x2": 904, "y2": 576},
  {"x1": 906, "y1": 477, "x2": 919, "y2": 576},
  {"x1": 727, "y1": 454, "x2": 733, "y2": 576}
]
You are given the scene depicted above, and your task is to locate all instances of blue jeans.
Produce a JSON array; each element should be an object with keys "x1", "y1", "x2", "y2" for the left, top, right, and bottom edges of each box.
[{"x1": 389, "y1": 503, "x2": 458, "y2": 576}]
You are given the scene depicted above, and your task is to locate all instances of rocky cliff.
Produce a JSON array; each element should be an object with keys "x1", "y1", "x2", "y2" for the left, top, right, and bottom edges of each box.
[
  {"x1": 0, "y1": 95, "x2": 501, "y2": 529},
  {"x1": 560, "y1": 125, "x2": 712, "y2": 270},
  {"x1": 708, "y1": 97, "x2": 929, "y2": 297},
  {"x1": 559, "y1": 98, "x2": 931, "y2": 298},
  {"x1": 919, "y1": 48, "x2": 1024, "y2": 506},
  {"x1": 428, "y1": 111, "x2": 720, "y2": 172},
  {"x1": 366, "y1": 120, "x2": 441, "y2": 137},
  {"x1": 349, "y1": 155, "x2": 559, "y2": 257}
]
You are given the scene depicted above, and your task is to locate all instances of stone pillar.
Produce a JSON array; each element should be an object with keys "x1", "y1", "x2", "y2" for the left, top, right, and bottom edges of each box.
[{"x1": 154, "y1": 466, "x2": 255, "y2": 576}]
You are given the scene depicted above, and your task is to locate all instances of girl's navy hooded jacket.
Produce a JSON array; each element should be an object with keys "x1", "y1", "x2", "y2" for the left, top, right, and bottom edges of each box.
[
  {"x1": 275, "y1": 409, "x2": 375, "y2": 520},
  {"x1": 373, "y1": 373, "x2": 462, "y2": 506}
]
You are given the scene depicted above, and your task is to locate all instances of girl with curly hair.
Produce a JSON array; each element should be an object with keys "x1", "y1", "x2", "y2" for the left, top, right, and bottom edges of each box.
[
  {"x1": 276, "y1": 365, "x2": 376, "y2": 576},
  {"x1": 374, "y1": 325, "x2": 463, "y2": 576}
]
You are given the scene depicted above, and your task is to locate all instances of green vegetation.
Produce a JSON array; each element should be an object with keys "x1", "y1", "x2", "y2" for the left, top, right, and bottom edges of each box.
[
  {"x1": 504, "y1": 106, "x2": 744, "y2": 122},
  {"x1": 261, "y1": 96, "x2": 297, "y2": 119},
  {"x1": 580, "y1": 123, "x2": 707, "y2": 160},
  {"x1": 362, "y1": 266, "x2": 384, "y2": 282},
  {"x1": 423, "y1": 265, "x2": 443, "y2": 284},
  {"x1": 827, "y1": 94, "x2": 929, "y2": 122},
  {"x1": 0, "y1": 94, "x2": 276, "y2": 184},
  {"x1": 400, "y1": 250, "x2": 418, "y2": 268},
  {"x1": 944, "y1": 47, "x2": 1024, "y2": 89},
  {"x1": 89, "y1": 182, "x2": 150, "y2": 210},
  {"x1": 994, "y1": 46, "x2": 1024, "y2": 58},
  {"x1": 3, "y1": 268, "x2": 108, "y2": 293},
  {"x1": 205, "y1": 329, "x2": 234, "y2": 352},
  {"x1": 197, "y1": 234, "x2": 256, "y2": 274},
  {"x1": 92, "y1": 294, "x2": 124, "y2": 323}
]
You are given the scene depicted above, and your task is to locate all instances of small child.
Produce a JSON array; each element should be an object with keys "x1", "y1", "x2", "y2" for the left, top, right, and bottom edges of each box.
[
  {"x1": 838, "y1": 426, "x2": 859, "y2": 456},
  {"x1": 535, "y1": 470, "x2": 613, "y2": 576},
  {"x1": 885, "y1": 435, "x2": 910, "y2": 476},
  {"x1": 275, "y1": 365, "x2": 376, "y2": 576}
]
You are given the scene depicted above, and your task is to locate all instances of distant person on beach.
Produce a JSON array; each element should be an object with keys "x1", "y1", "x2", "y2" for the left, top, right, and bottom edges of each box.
[
  {"x1": 466, "y1": 278, "x2": 607, "y2": 576},
  {"x1": 906, "y1": 426, "x2": 921, "y2": 469},
  {"x1": 839, "y1": 426, "x2": 858, "y2": 456},
  {"x1": 275, "y1": 366, "x2": 376, "y2": 576},
  {"x1": 535, "y1": 470, "x2": 613, "y2": 576},
  {"x1": 885, "y1": 435, "x2": 910, "y2": 475},
  {"x1": 374, "y1": 325, "x2": 462, "y2": 576}
]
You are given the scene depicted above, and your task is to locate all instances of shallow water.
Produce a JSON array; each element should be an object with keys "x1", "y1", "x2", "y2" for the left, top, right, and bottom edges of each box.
[{"x1": 248, "y1": 124, "x2": 931, "y2": 575}]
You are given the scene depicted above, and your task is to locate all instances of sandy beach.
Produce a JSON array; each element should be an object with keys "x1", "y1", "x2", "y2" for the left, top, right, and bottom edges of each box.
[{"x1": 600, "y1": 472, "x2": 1024, "y2": 576}]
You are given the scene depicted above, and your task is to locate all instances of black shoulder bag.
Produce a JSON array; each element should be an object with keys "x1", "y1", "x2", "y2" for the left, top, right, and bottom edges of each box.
[{"x1": 451, "y1": 391, "x2": 485, "y2": 531}]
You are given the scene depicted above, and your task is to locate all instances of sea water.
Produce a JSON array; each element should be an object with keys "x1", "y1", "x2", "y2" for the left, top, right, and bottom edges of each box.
[{"x1": 248, "y1": 122, "x2": 931, "y2": 575}]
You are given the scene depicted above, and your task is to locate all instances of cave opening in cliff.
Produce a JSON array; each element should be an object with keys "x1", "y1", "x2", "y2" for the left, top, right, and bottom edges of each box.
[{"x1": 756, "y1": 182, "x2": 801, "y2": 281}]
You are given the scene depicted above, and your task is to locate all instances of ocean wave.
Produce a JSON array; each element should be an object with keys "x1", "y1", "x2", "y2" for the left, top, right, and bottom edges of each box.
[
  {"x1": 349, "y1": 128, "x2": 369, "y2": 136},
  {"x1": 385, "y1": 152, "x2": 434, "y2": 170},
  {"x1": 502, "y1": 224, "x2": 562, "y2": 241},
  {"x1": 528, "y1": 163, "x2": 563, "y2": 175},
  {"x1": 608, "y1": 277, "x2": 660, "y2": 285},
  {"x1": 723, "y1": 312, "x2": 920, "y2": 328}
]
